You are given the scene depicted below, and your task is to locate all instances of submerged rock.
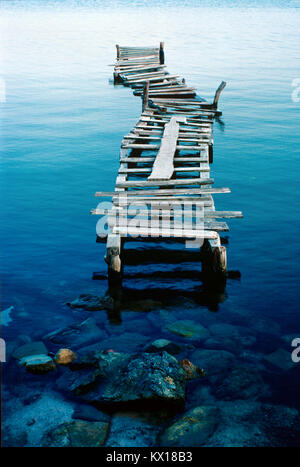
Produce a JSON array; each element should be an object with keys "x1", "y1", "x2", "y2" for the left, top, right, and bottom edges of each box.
[
  {"x1": 179, "y1": 359, "x2": 205, "y2": 380},
  {"x1": 43, "y1": 318, "x2": 105, "y2": 349},
  {"x1": 86, "y1": 351, "x2": 186, "y2": 408},
  {"x1": 159, "y1": 406, "x2": 219, "y2": 447},
  {"x1": 166, "y1": 320, "x2": 209, "y2": 340},
  {"x1": 191, "y1": 349, "x2": 235, "y2": 381},
  {"x1": 145, "y1": 339, "x2": 181, "y2": 355},
  {"x1": 12, "y1": 341, "x2": 48, "y2": 360},
  {"x1": 263, "y1": 348, "x2": 296, "y2": 372},
  {"x1": 213, "y1": 365, "x2": 270, "y2": 401},
  {"x1": 57, "y1": 350, "x2": 186, "y2": 409},
  {"x1": 20, "y1": 354, "x2": 56, "y2": 374},
  {"x1": 122, "y1": 299, "x2": 162, "y2": 312},
  {"x1": 55, "y1": 348, "x2": 77, "y2": 365},
  {"x1": 42, "y1": 420, "x2": 109, "y2": 447},
  {"x1": 96, "y1": 332, "x2": 150, "y2": 353},
  {"x1": 106, "y1": 412, "x2": 160, "y2": 447},
  {"x1": 57, "y1": 367, "x2": 100, "y2": 395},
  {"x1": 72, "y1": 405, "x2": 110, "y2": 423},
  {"x1": 67, "y1": 294, "x2": 104, "y2": 311}
]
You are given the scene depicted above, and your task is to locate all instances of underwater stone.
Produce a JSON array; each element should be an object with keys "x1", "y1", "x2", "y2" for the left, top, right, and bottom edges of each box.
[
  {"x1": 55, "y1": 348, "x2": 77, "y2": 365},
  {"x1": 213, "y1": 365, "x2": 270, "y2": 401},
  {"x1": 57, "y1": 368, "x2": 100, "y2": 395},
  {"x1": 179, "y1": 359, "x2": 205, "y2": 380},
  {"x1": 145, "y1": 339, "x2": 181, "y2": 355},
  {"x1": 72, "y1": 405, "x2": 110, "y2": 423},
  {"x1": 42, "y1": 420, "x2": 109, "y2": 447},
  {"x1": 12, "y1": 341, "x2": 48, "y2": 360},
  {"x1": 166, "y1": 320, "x2": 210, "y2": 340},
  {"x1": 159, "y1": 406, "x2": 219, "y2": 447},
  {"x1": 21, "y1": 354, "x2": 56, "y2": 374},
  {"x1": 81, "y1": 351, "x2": 186, "y2": 409},
  {"x1": 67, "y1": 294, "x2": 104, "y2": 311},
  {"x1": 263, "y1": 348, "x2": 296, "y2": 372},
  {"x1": 191, "y1": 349, "x2": 235, "y2": 375},
  {"x1": 43, "y1": 318, "x2": 105, "y2": 349}
]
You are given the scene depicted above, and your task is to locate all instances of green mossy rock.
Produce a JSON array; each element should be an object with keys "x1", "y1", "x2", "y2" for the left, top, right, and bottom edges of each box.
[
  {"x1": 42, "y1": 420, "x2": 109, "y2": 447},
  {"x1": 166, "y1": 320, "x2": 209, "y2": 340},
  {"x1": 159, "y1": 406, "x2": 219, "y2": 447}
]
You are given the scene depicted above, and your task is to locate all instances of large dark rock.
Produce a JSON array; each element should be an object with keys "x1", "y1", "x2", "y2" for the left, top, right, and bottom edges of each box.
[{"x1": 57, "y1": 350, "x2": 186, "y2": 409}]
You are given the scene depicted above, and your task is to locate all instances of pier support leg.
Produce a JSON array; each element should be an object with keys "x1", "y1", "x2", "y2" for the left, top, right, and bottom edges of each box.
[
  {"x1": 105, "y1": 233, "x2": 123, "y2": 284},
  {"x1": 213, "y1": 81, "x2": 226, "y2": 109},
  {"x1": 209, "y1": 143, "x2": 213, "y2": 164},
  {"x1": 201, "y1": 238, "x2": 227, "y2": 280},
  {"x1": 142, "y1": 81, "x2": 149, "y2": 112},
  {"x1": 159, "y1": 42, "x2": 165, "y2": 65}
]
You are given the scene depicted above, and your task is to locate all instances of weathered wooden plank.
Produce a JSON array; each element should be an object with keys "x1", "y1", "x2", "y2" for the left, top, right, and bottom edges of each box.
[
  {"x1": 116, "y1": 178, "x2": 214, "y2": 188},
  {"x1": 120, "y1": 156, "x2": 208, "y2": 163},
  {"x1": 123, "y1": 134, "x2": 209, "y2": 143},
  {"x1": 121, "y1": 143, "x2": 209, "y2": 150},
  {"x1": 95, "y1": 187, "x2": 230, "y2": 197},
  {"x1": 134, "y1": 130, "x2": 211, "y2": 138},
  {"x1": 133, "y1": 125, "x2": 210, "y2": 133},
  {"x1": 118, "y1": 65, "x2": 166, "y2": 74},
  {"x1": 125, "y1": 75, "x2": 180, "y2": 84},
  {"x1": 134, "y1": 86, "x2": 194, "y2": 94},
  {"x1": 102, "y1": 212, "x2": 229, "y2": 232},
  {"x1": 113, "y1": 226, "x2": 219, "y2": 239},
  {"x1": 114, "y1": 60, "x2": 160, "y2": 67},
  {"x1": 113, "y1": 198, "x2": 214, "y2": 207},
  {"x1": 124, "y1": 71, "x2": 168, "y2": 80},
  {"x1": 205, "y1": 211, "x2": 243, "y2": 218},
  {"x1": 118, "y1": 54, "x2": 159, "y2": 60},
  {"x1": 122, "y1": 70, "x2": 169, "y2": 80},
  {"x1": 118, "y1": 166, "x2": 210, "y2": 174}
]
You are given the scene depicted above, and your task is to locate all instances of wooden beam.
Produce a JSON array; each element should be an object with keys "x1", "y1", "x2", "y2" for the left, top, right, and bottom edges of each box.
[
  {"x1": 213, "y1": 81, "x2": 226, "y2": 108},
  {"x1": 113, "y1": 226, "x2": 219, "y2": 240},
  {"x1": 142, "y1": 81, "x2": 149, "y2": 112},
  {"x1": 116, "y1": 177, "x2": 214, "y2": 188},
  {"x1": 159, "y1": 41, "x2": 165, "y2": 64},
  {"x1": 148, "y1": 116, "x2": 184, "y2": 181},
  {"x1": 95, "y1": 187, "x2": 230, "y2": 197}
]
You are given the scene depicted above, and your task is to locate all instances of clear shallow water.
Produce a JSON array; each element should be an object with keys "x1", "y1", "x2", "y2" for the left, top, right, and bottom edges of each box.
[{"x1": 1, "y1": 0, "x2": 300, "y2": 447}]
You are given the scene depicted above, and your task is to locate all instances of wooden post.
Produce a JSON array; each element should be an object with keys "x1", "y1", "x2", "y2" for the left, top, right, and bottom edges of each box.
[
  {"x1": 213, "y1": 81, "x2": 226, "y2": 109},
  {"x1": 201, "y1": 239, "x2": 227, "y2": 279},
  {"x1": 159, "y1": 42, "x2": 165, "y2": 65},
  {"x1": 142, "y1": 81, "x2": 150, "y2": 112},
  {"x1": 114, "y1": 70, "x2": 119, "y2": 84},
  {"x1": 212, "y1": 246, "x2": 227, "y2": 274},
  {"x1": 116, "y1": 44, "x2": 120, "y2": 60},
  {"x1": 209, "y1": 143, "x2": 213, "y2": 164},
  {"x1": 105, "y1": 233, "x2": 122, "y2": 283}
]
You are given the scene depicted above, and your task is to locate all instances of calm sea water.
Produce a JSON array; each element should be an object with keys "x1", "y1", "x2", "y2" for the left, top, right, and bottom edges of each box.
[{"x1": 1, "y1": 0, "x2": 300, "y2": 447}]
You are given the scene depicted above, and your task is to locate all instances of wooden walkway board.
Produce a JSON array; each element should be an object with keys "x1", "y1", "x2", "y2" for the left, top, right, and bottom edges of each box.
[{"x1": 148, "y1": 116, "x2": 186, "y2": 181}]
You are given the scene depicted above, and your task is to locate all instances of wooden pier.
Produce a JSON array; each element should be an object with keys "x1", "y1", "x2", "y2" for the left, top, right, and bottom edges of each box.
[{"x1": 92, "y1": 43, "x2": 242, "y2": 284}]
